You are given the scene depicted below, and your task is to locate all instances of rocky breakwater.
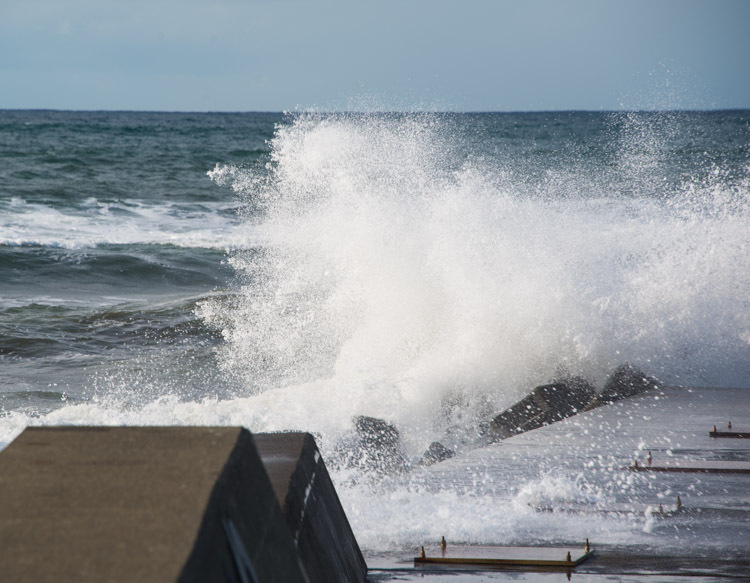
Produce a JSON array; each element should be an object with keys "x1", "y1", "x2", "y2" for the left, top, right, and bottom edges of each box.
[
  {"x1": 343, "y1": 364, "x2": 662, "y2": 476},
  {"x1": 490, "y1": 364, "x2": 662, "y2": 441}
]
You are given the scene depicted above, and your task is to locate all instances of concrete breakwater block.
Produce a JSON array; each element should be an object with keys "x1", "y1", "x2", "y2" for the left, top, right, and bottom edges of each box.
[
  {"x1": 351, "y1": 415, "x2": 408, "y2": 474},
  {"x1": 489, "y1": 365, "x2": 661, "y2": 441},
  {"x1": 490, "y1": 377, "x2": 597, "y2": 439},
  {"x1": 0, "y1": 426, "x2": 366, "y2": 583},
  {"x1": 599, "y1": 363, "x2": 661, "y2": 403},
  {"x1": 420, "y1": 441, "x2": 456, "y2": 466}
]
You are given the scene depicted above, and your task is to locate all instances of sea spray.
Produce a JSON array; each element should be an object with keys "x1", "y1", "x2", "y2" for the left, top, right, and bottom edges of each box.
[{"x1": 201, "y1": 111, "x2": 750, "y2": 456}]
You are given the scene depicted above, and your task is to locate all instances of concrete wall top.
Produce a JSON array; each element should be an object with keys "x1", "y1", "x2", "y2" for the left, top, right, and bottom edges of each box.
[
  {"x1": 0, "y1": 426, "x2": 246, "y2": 580},
  {"x1": 0, "y1": 426, "x2": 313, "y2": 583}
]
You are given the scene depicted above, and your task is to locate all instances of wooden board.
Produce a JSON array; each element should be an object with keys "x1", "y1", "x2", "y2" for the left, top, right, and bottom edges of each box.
[
  {"x1": 630, "y1": 460, "x2": 750, "y2": 474},
  {"x1": 533, "y1": 501, "x2": 681, "y2": 516},
  {"x1": 709, "y1": 430, "x2": 750, "y2": 438},
  {"x1": 414, "y1": 545, "x2": 593, "y2": 568}
]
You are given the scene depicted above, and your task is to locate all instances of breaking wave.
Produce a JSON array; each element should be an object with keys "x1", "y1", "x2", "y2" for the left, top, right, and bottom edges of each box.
[{"x1": 200, "y1": 111, "x2": 750, "y2": 451}]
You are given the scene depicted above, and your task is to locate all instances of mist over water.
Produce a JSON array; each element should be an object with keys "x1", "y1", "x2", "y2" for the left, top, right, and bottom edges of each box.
[{"x1": 200, "y1": 111, "x2": 750, "y2": 452}]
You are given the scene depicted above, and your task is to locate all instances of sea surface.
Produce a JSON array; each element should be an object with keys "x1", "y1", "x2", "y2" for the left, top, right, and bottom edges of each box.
[{"x1": 1, "y1": 109, "x2": 749, "y2": 553}]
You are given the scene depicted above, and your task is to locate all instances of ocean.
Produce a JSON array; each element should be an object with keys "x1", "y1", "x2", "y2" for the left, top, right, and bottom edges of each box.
[{"x1": 1, "y1": 109, "x2": 749, "y2": 554}]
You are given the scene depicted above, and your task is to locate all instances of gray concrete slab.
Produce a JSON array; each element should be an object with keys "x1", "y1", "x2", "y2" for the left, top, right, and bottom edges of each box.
[
  {"x1": 0, "y1": 427, "x2": 366, "y2": 582},
  {"x1": 0, "y1": 426, "x2": 307, "y2": 582},
  {"x1": 373, "y1": 387, "x2": 750, "y2": 580}
]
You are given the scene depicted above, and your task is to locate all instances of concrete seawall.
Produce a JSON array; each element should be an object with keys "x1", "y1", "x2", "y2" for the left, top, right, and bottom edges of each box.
[
  {"x1": 255, "y1": 433, "x2": 367, "y2": 583},
  {"x1": 0, "y1": 426, "x2": 366, "y2": 583}
]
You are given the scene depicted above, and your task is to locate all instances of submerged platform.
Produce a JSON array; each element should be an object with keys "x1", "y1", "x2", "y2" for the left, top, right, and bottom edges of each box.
[
  {"x1": 414, "y1": 543, "x2": 593, "y2": 569},
  {"x1": 630, "y1": 459, "x2": 750, "y2": 473}
]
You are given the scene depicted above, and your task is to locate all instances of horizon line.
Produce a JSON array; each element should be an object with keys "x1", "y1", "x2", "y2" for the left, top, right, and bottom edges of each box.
[{"x1": 2, "y1": 107, "x2": 749, "y2": 115}]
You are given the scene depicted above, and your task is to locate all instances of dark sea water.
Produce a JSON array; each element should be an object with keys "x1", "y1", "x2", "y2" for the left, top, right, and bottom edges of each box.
[
  {"x1": 1, "y1": 109, "x2": 750, "y2": 552},
  {"x1": 1, "y1": 111, "x2": 281, "y2": 407}
]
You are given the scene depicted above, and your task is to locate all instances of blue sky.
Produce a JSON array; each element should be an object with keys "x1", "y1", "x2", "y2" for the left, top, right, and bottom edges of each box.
[{"x1": 1, "y1": 0, "x2": 748, "y2": 112}]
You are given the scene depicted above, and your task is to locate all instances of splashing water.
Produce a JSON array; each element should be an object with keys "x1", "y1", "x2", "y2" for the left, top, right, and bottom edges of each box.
[
  {"x1": 200, "y1": 111, "x2": 750, "y2": 454},
  {"x1": 3, "y1": 110, "x2": 749, "y2": 555}
]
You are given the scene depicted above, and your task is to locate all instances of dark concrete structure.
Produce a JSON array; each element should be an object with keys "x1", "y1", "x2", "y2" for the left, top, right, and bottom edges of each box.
[
  {"x1": 490, "y1": 376, "x2": 597, "y2": 439},
  {"x1": 420, "y1": 441, "x2": 455, "y2": 466},
  {"x1": 599, "y1": 363, "x2": 661, "y2": 403},
  {"x1": 351, "y1": 415, "x2": 408, "y2": 474},
  {"x1": 254, "y1": 432, "x2": 367, "y2": 583},
  {"x1": 488, "y1": 366, "x2": 662, "y2": 442},
  {"x1": 0, "y1": 426, "x2": 366, "y2": 583}
]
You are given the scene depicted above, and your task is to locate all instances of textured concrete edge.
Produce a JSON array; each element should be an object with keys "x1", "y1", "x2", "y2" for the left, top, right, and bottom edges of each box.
[
  {"x1": 285, "y1": 433, "x2": 368, "y2": 583},
  {"x1": 179, "y1": 428, "x2": 310, "y2": 582}
]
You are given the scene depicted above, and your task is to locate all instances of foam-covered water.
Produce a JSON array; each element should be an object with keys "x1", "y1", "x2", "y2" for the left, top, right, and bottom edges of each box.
[
  {"x1": 1, "y1": 110, "x2": 749, "y2": 555},
  {"x1": 0, "y1": 196, "x2": 251, "y2": 249}
]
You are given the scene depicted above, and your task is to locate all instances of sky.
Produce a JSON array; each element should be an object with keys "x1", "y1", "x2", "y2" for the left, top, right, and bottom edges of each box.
[{"x1": 1, "y1": 0, "x2": 749, "y2": 112}]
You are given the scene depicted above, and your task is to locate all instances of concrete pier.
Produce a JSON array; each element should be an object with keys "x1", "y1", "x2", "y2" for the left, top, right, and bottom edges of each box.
[{"x1": 0, "y1": 426, "x2": 365, "y2": 583}]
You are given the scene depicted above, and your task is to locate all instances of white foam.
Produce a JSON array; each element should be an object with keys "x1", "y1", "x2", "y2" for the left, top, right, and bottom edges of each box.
[
  {"x1": 0, "y1": 385, "x2": 747, "y2": 554},
  {"x1": 0, "y1": 197, "x2": 257, "y2": 249},
  {"x1": 0, "y1": 395, "x2": 667, "y2": 553}
]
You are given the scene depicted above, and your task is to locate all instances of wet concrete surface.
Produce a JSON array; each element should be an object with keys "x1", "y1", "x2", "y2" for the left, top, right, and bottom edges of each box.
[{"x1": 365, "y1": 387, "x2": 750, "y2": 582}]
